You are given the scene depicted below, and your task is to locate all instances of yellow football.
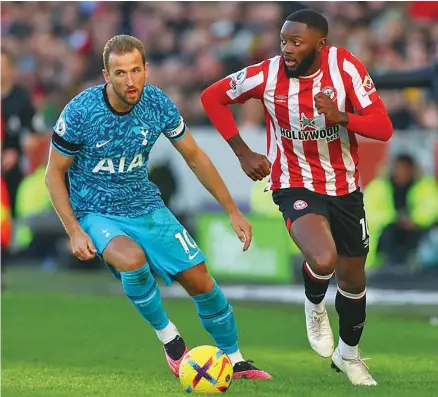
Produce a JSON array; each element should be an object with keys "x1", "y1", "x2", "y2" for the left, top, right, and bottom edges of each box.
[{"x1": 178, "y1": 345, "x2": 233, "y2": 394}]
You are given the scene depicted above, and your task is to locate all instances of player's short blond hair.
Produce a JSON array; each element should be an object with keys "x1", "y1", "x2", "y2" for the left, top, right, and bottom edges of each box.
[{"x1": 102, "y1": 35, "x2": 146, "y2": 71}]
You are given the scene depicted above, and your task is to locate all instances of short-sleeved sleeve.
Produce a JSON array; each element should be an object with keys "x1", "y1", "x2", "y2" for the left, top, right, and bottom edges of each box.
[
  {"x1": 342, "y1": 52, "x2": 381, "y2": 111},
  {"x1": 161, "y1": 93, "x2": 187, "y2": 141},
  {"x1": 51, "y1": 101, "x2": 84, "y2": 157}
]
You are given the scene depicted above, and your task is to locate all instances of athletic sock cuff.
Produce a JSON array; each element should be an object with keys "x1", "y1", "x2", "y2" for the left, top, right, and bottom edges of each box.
[{"x1": 337, "y1": 286, "x2": 366, "y2": 300}]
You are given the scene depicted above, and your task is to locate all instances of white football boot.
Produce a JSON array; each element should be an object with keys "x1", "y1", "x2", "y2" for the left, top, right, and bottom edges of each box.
[
  {"x1": 305, "y1": 298, "x2": 334, "y2": 357},
  {"x1": 331, "y1": 347, "x2": 377, "y2": 386}
]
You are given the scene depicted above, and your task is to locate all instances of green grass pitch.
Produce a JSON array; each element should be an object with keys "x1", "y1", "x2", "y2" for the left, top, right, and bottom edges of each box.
[{"x1": 2, "y1": 269, "x2": 438, "y2": 397}]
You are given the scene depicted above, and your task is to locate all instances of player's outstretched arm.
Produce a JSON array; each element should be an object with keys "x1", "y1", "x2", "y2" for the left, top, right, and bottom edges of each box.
[
  {"x1": 201, "y1": 65, "x2": 271, "y2": 181},
  {"x1": 45, "y1": 147, "x2": 96, "y2": 260},
  {"x1": 171, "y1": 130, "x2": 252, "y2": 251}
]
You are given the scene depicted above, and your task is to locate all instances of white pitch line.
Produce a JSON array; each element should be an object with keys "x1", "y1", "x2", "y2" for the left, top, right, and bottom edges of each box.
[{"x1": 161, "y1": 284, "x2": 438, "y2": 306}]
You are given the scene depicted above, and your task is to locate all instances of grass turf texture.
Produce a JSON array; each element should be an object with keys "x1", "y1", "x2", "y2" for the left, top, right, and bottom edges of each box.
[{"x1": 2, "y1": 268, "x2": 438, "y2": 397}]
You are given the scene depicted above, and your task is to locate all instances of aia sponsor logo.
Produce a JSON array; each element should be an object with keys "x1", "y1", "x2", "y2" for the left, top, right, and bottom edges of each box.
[{"x1": 293, "y1": 200, "x2": 308, "y2": 210}]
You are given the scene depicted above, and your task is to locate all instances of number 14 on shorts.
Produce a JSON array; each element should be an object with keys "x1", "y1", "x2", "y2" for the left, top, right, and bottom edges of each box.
[
  {"x1": 360, "y1": 217, "x2": 370, "y2": 248},
  {"x1": 175, "y1": 229, "x2": 200, "y2": 260}
]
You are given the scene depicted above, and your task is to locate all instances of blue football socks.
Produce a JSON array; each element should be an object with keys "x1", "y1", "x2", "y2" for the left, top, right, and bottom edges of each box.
[
  {"x1": 192, "y1": 280, "x2": 238, "y2": 355},
  {"x1": 120, "y1": 264, "x2": 169, "y2": 331}
]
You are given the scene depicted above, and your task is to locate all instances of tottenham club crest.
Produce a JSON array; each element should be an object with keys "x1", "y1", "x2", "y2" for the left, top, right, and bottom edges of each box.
[
  {"x1": 140, "y1": 127, "x2": 149, "y2": 146},
  {"x1": 321, "y1": 86, "x2": 337, "y2": 101}
]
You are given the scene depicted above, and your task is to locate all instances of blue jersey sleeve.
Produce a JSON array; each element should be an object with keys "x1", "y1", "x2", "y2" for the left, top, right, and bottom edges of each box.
[
  {"x1": 160, "y1": 93, "x2": 187, "y2": 141},
  {"x1": 51, "y1": 100, "x2": 85, "y2": 157}
]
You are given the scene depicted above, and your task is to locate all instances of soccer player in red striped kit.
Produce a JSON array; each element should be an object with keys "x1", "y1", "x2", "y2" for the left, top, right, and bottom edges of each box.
[{"x1": 201, "y1": 9, "x2": 393, "y2": 386}]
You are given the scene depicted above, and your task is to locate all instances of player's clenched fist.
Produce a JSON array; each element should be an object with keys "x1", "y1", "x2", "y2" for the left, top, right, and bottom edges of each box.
[
  {"x1": 238, "y1": 150, "x2": 271, "y2": 181},
  {"x1": 229, "y1": 210, "x2": 252, "y2": 251},
  {"x1": 314, "y1": 92, "x2": 349, "y2": 125},
  {"x1": 70, "y1": 227, "x2": 97, "y2": 260}
]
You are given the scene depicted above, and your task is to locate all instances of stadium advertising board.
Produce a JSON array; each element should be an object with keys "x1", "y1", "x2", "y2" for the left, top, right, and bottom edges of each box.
[{"x1": 196, "y1": 213, "x2": 292, "y2": 283}]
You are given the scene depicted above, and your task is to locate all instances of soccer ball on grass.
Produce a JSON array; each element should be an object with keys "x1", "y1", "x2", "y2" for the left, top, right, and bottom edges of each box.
[{"x1": 178, "y1": 345, "x2": 233, "y2": 394}]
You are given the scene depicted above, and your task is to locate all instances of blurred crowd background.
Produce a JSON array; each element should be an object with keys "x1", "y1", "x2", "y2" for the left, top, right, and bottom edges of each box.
[
  {"x1": 2, "y1": 1, "x2": 438, "y2": 128},
  {"x1": 1, "y1": 1, "x2": 438, "y2": 289}
]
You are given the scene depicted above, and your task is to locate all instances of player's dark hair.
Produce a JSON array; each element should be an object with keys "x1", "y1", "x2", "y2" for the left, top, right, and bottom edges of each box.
[
  {"x1": 103, "y1": 35, "x2": 146, "y2": 71},
  {"x1": 285, "y1": 9, "x2": 328, "y2": 37}
]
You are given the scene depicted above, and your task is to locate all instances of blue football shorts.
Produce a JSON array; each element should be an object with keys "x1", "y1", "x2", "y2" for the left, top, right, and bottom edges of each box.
[{"x1": 79, "y1": 207, "x2": 206, "y2": 285}]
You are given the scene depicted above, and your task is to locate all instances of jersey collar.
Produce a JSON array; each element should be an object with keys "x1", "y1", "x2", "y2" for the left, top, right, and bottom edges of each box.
[{"x1": 102, "y1": 84, "x2": 135, "y2": 116}]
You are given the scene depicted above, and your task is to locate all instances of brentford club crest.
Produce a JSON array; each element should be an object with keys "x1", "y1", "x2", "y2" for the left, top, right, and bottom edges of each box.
[
  {"x1": 321, "y1": 85, "x2": 337, "y2": 101},
  {"x1": 293, "y1": 200, "x2": 308, "y2": 210}
]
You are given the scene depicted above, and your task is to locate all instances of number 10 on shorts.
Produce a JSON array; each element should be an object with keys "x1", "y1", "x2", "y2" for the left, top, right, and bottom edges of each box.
[{"x1": 175, "y1": 229, "x2": 198, "y2": 254}]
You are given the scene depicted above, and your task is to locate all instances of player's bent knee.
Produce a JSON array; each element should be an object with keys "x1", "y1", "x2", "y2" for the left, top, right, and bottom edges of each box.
[
  {"x1": 336, "y1": 258, "x2": 366, "y2": 293},
  {"x1": 192, "y1": 276, "x2": 215, "y2": 295},
  {"x1": 176, "y1": 262, "x2": 215, "y2": 296},
  {"x1": 337, "y1": 277, "x2": 366, "y2": 294},
  {"x1": 310, "y1": 251, "x2": 337, "y2": 276},
  {"x1": 337, "y1": 281, "x2": 365, "y2": 295},
  {"x1": 118, "y1": 250, "x2": 147, "y2": 272},
  {"x1": 103, "y1": 237, "x2": 147, "y2": 272}
]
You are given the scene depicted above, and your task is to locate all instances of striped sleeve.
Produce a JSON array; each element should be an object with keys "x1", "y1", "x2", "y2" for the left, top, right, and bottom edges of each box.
[
  {"x1": 342, "y1": 52, "x2": 381, "y2": 111},
  {"x1": 200, "y1": 60, "x2": 268, "y2": 140},
  {"x1": 51, "y1": 101, "x2": 84, "y2": 157}
]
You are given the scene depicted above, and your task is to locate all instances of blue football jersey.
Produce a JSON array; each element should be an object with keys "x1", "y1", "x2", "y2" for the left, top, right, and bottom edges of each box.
[{"x1": 51, "y1": 84, "x2": 186, "y2": 219}]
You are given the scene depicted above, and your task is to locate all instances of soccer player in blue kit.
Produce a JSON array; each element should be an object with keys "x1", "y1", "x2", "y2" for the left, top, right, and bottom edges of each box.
[{"x1": 45, "y1": 35, "x2": 271, "y2": 381}]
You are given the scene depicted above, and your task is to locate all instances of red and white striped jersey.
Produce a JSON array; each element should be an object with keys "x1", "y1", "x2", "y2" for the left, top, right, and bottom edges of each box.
[{"x1": 223, "y1": 46, "x2": 381, "y2": 196}]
